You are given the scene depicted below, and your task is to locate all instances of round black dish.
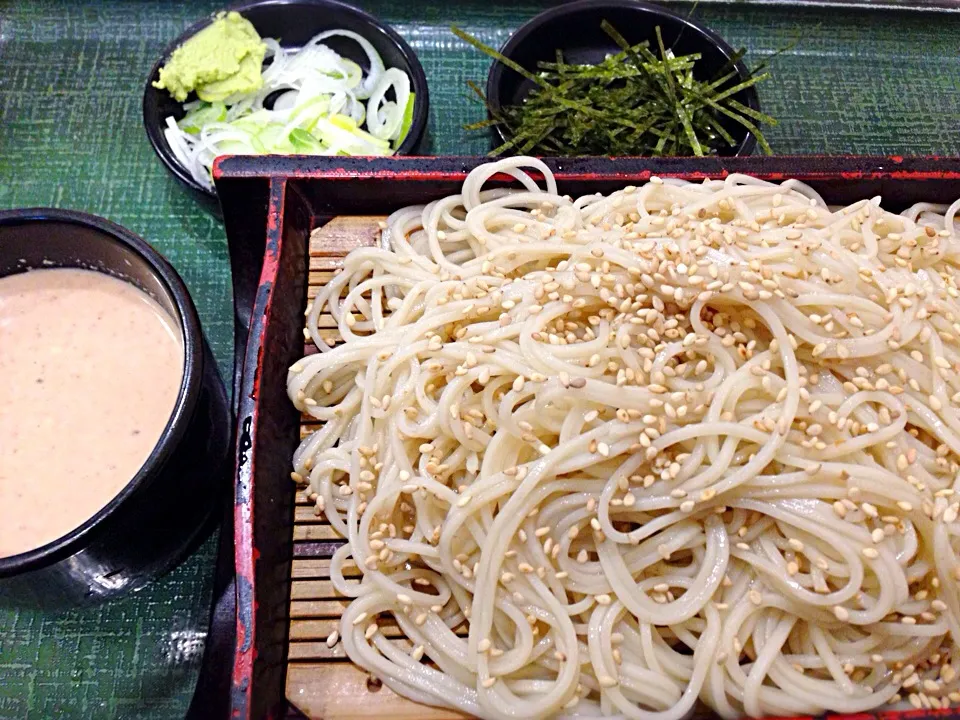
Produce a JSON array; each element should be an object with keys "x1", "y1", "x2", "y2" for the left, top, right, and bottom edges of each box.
[
  {"x1": 143, "y1": 0, "x2": 430, "y2": 209},
  {"x1": 486, "y1": 0, "x2": 760, "y2": 157},
  {"x1": 0, "y1": 209, "x2": 231, "y2": 609}
]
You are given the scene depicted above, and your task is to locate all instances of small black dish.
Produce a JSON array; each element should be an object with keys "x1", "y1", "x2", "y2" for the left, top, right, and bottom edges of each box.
[
  {"x1": 486, "y1": 0, "x2": 760, "y2": 157},
  {"x1": 0, "y1": 209, "x2": 231, "y2": 609},
  {"x1": 143, "y1": 0, "x2": 430, "y2": 210}
]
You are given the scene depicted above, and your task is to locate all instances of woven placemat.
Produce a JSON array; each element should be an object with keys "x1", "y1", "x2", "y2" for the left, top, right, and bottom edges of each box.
[{"x1": 1, "y1": 0, "x2": 959, "y2": 718}]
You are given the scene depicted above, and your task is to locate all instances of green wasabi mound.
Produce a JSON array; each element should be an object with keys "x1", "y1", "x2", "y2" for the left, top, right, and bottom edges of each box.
[{"x1": 153, "y1": 11, "x2": 267, "y2": 102}]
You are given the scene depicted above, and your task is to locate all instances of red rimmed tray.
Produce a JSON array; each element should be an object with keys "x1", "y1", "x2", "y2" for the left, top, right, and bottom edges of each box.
[{"x1": 213, "y1": 155, "x2": 960, "y2": 720}]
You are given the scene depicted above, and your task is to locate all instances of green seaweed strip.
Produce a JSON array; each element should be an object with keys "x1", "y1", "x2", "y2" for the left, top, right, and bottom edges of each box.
[
  {"x1": 676, "y1": 104, "x2": 704, "y2": 157},
  {"x1": 707, "y1": 72, "x2": 771, "y2": 107},
  {"x1": 464, "y1": 118, "x2": 500, "y2": 131},
  {"x1": 702, "y1": 116, "x2": 738, "y2": 147},
  {"x1": 702, "y1": 97, "x2": 773, "y2": 153},
  {"x1": 451, "y1": 26, "x2": 549, "y2": 89},
  {"x1": 726, "y1": 97, "x2": 778, "y2": 126}
]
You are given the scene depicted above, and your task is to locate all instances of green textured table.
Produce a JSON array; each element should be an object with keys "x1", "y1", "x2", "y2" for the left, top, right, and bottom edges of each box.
[{"x1": 1, "y1": 1, "x2": 959, "y2": 718}]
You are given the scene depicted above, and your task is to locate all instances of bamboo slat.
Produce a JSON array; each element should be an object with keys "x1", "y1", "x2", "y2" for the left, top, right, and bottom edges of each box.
[{"x1": 287, "y1": 664, "x2": 464, "y2": 720}]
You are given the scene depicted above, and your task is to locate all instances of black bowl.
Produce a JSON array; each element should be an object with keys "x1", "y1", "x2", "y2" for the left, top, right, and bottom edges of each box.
[
  {"x1": 0, "y1": 209, "x2": 232, "y2": 609},
  {"x1": 486, "y1": 0, "x2": 760, "y2": 157},
  {"x1": 143, "y1": 0, "x2": 430, "y2": 209}
]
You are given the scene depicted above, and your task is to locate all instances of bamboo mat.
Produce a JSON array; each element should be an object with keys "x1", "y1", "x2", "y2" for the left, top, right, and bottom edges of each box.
[{"x1": 288, "y1": 217, "x2": 465, "y2": 719}]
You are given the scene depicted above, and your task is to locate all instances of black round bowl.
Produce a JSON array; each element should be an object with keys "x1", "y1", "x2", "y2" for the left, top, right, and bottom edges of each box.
[
  {"x1": 143, "y1": 0, "x2": 430, "y2": 208},
  {"x1": 0, "y1": 209, "x2": 231, "y2": 609},
  {"x1": 487, "y1": 0, "x2": 760, "y2": 157}
]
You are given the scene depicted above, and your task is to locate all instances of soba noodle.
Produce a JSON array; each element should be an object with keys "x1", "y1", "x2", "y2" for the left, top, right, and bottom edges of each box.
[{"x1": 288, "y1": 157, "x2": 960, "y2": 719}]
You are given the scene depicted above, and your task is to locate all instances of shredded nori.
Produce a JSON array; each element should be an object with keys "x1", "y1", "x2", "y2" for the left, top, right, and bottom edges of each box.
[{"x1": 452, "y1": 22, "x2": 779, "y2": 157}]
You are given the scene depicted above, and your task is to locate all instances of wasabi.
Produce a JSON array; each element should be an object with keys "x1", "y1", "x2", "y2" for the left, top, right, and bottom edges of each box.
[{"x1": 153, "y1": 11, "x2": 267, "y2": 102}]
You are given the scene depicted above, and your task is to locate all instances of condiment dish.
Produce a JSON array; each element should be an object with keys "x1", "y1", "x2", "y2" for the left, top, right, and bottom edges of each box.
[
  {"x1": 142, "y1": 0, "x2": 430, "y2": 210},
  {"x1": 485, "y1": 0, "x2": 761, "y2": 157}
]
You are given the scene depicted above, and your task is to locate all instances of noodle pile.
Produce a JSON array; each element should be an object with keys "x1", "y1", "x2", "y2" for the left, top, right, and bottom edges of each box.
[{"x1": 288, "y1": 157, "x2": 960, "y2": 719}]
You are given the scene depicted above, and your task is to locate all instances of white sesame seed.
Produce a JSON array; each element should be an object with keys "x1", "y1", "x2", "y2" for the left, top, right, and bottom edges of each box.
[{"x1": 598, "y1": 675, "x2": 618, "y2": 688}]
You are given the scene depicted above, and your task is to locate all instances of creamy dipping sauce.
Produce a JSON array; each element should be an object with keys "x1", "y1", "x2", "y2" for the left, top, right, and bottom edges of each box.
[{"x1": 0, "y1": 268, "x2": 184, "y2": 557}]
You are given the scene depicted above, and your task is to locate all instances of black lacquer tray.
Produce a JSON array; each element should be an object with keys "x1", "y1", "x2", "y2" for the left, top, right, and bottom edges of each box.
[{"x1": 212, "y1": 155, "x2": 960, "y2": 720}]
